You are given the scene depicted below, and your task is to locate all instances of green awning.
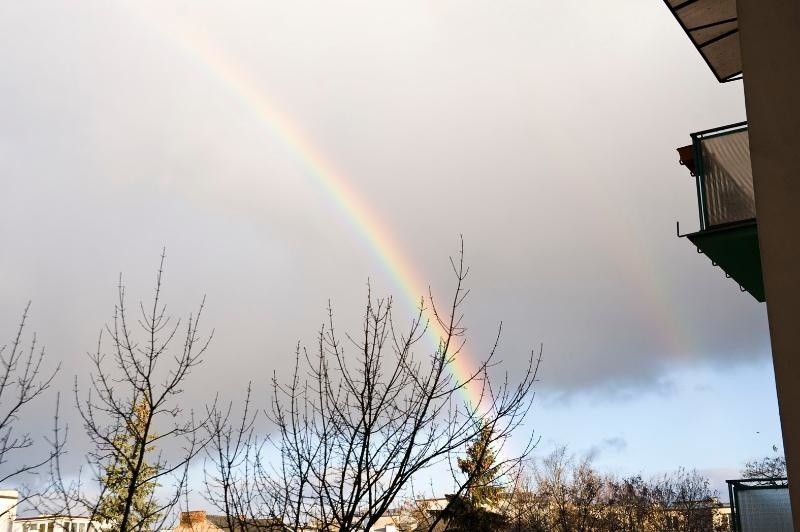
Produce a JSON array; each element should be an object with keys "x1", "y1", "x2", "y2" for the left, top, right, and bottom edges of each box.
[{"x1": 687, "y1": 220, "x2": 764, "y2": 302}]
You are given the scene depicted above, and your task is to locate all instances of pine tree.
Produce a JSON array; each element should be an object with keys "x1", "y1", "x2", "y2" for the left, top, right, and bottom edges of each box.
[
  {"x1": 95, "y1": 399, "x2": 160, "y2": 532},
  {"x1": 457, "y1": 422, "x2": 503, "y2": 506},
  {"x1": 443, "y1": 423, "x2": 507, "y2": 531}
]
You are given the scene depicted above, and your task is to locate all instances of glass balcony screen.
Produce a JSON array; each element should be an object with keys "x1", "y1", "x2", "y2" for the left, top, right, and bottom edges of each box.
[
  {"x1": 700, "y1": 129, "x2": 755, "y2": 226},
  {"x1": 737, "y1": 486, "x2": 793, "y2": 532}
]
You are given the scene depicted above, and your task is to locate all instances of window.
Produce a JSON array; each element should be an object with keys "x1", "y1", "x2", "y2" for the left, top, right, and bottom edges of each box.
[
  {"x1": 71, "y1": 523, "x2": 77, "y2": 532},
  {"x1": 47, "y1": 522, "x2": 54, "y2": 532},
  {"x1": 78, "y1": 523, "x2": 85, "y2": 532}
]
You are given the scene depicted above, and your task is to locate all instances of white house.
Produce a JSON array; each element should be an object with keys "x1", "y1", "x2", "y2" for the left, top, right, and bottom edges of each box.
[
  {"x1": 0, "y1": 491, "x2": 19, "y2": 532},
  {"x1": 12, "y1": 515, "x2": 97, "y2": 532}
]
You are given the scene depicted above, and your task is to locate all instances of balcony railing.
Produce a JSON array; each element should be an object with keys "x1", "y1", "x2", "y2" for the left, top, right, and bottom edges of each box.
[
  {"x1": 676, "y1": 122, "x2": 764, "y2": 302},
  {"x1": 678, "y1": 121, "x2": 753, "y2": 230}
]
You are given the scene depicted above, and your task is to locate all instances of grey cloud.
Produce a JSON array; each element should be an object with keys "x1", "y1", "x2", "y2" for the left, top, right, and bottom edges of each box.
[
  {"x1": 586, "y1": 436, "x2": 628, "y2": 460},
  {"x1": 0, "y1": 0, "x2": 769, "y2": 475}
]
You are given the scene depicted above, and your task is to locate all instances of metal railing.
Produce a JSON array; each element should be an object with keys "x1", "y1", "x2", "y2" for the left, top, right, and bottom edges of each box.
[
  {"x1": 727, "y1": 478, "x2": 791, "y2": 532},
  {"x1": 688, "y1": 122, "x2": 753, "y2": 231}
]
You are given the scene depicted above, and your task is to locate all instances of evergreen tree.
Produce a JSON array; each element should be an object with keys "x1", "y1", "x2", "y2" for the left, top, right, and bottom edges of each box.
[
  {"x1": 95, "y1": 399, "x2": 160, "y2": 532},
  {"x1": 457, "y1": 422, "x2": 504, "y2": 506},
  {"x1": 443, "y1": 423, "x2": 507, "y2": 531}
]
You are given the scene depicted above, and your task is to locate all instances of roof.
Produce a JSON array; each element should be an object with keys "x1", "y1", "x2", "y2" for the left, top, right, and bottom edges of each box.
[
  {"x1": 15, "y1": 516, "x2": 92, "y2": 522},
  {"x1": 204, "y1": 515, "x2": 284, "y2": 532},
  {"x1": 664, "y1": 0, "x2": 742, "y2": 82}
]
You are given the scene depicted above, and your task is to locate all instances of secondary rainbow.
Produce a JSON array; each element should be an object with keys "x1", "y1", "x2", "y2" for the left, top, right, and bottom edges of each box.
[{"x1": 136, "y1": 10, "x2": 488, "y2": 409}]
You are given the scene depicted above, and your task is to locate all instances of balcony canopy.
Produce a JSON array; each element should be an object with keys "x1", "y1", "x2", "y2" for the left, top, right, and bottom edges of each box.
[{"x1": 664, "y1": 0, "x2": 742, "y2": 82}]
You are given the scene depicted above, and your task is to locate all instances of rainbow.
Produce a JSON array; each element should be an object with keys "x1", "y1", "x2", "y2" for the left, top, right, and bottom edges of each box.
[{"x1": 132, "y1": 9, "x2": 488, "y2": 410}]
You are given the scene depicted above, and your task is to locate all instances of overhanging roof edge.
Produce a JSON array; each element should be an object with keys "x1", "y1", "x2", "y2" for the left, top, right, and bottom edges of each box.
[{"x1": 662, "y1": 0, "x2": 742, "y2": 83}]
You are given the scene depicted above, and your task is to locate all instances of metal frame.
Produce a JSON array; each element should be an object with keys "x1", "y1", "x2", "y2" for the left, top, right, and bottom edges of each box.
[
  {"x1": 689, "y1": 121, "x2": 748, "y2": 230},
  {"x1": 727, "y1": 478, "x2": 790, "y2": 532},
  {"x1": 663, "y1": 0, "x2": 743, "y2": 83}
]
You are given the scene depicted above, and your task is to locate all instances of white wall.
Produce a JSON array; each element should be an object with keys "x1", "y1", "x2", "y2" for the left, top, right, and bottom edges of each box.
[{"x1": 0, "y1": 490, "x2": 19, "y2": 532}]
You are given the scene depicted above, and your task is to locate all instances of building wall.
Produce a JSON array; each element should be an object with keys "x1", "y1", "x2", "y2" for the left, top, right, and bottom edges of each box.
[
  {"x1": 0, "y1": 491, "x2": 18, "y2": 532},
  {"x1": 12, "y1": 517, "x2": 93, "y2": 532},
  {"x1": 736, "y1": 0, "x2": 800, "y2": 529},
  {"x1": 170, "y1": 511, "x2": 223, "y2": 532}
]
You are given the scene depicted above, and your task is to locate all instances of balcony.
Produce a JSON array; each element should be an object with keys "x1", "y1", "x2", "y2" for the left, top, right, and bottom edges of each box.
[{"x1": 677, "y1": 122, "x2": 764, "y2": 302}]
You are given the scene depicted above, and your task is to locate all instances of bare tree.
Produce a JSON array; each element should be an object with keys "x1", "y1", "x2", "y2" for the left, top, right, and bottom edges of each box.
[
  {"x1": 0, "y1": 303, "x2": 60, "y2": 515},
  {"x1": 568, "y1": 457, "x2": 608, "y2": 532},
  {"x1": 51, "y1": 252, "x2": 215, "y2": 532},
  {"x1": 202, "y1": 384, "x2": 266, "y2": 532},
  {"x1": 502, "y1": 466, "x2": 549, "y2": 532},
  {"x1": 528, "y1": 446, "x2": 612, "y2": 532},
  {"x1": 504, "y1": 451, "x2": 725, "y2": 532},
  {"x1": 531, "y1": 446, "x2": 573, "y2": 532},
  {"x1": 649, "y1": 468, "x2": 719, "y2": 532},
  {"x1": 605, "y1": 475, "x2": 652, "y2": 532},
  {"x1": 207, "y1": 241, "x2": 540, "y2": 531},
  {"x1": 742, "y1": 446, "x2": 787, "y2": 483}
]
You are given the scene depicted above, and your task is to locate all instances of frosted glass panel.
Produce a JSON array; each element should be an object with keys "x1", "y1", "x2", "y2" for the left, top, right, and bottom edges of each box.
[
  {"x1": 737, "y1": 487, "x2": 792, "y2": 532},
  {"x1": 701, "y1": 129, "x2": 755, "y2": 226}
]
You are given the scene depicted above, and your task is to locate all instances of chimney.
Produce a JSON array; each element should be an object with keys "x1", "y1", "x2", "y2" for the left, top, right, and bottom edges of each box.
[{"x1": 180, "y1": 511, "x2": 207, "y2": 527}]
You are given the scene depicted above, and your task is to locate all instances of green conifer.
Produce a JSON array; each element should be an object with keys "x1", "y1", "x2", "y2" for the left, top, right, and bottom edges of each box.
[
  {"x1": 443, "y1": 422, "x2": 507, "y2": 531},
  {"x1": 457, "y1": 422, "x2": 503, "y2": 506},
  {"x1": 96, "y1": 399, "x2": 160, "y2": 532}
]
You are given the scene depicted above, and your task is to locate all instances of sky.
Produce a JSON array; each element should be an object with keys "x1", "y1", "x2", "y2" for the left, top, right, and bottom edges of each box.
[{"x1": 0, "y1": 0, "x2": 781, "y2": 502}]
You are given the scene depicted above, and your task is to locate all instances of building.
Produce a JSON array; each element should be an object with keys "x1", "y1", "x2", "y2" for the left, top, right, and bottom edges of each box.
[
  {"x1": 171, "y1": 511, "x2": 285, "y2": 532},
  {"x1": 661, "y1": 499, "x2": 732, "y2": 532},
  {"x1": 12, "y1": 516, "x2": 97, "y2": 532},
  {"x1": 661, "y1": 0, "x2": 800, "y2": 527},
  {"x1": 0, "y1": 491, "x2": 19, "y2": 532},
  {"x1": 366, "y1": 494, "x2": 731, "y2": 531},
  {"x1": 365, "y1": 509, "x2": 417, "y2": 532},
  {"x1": 366, "y1": 498, "x2": 448, "y2": 532}
]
